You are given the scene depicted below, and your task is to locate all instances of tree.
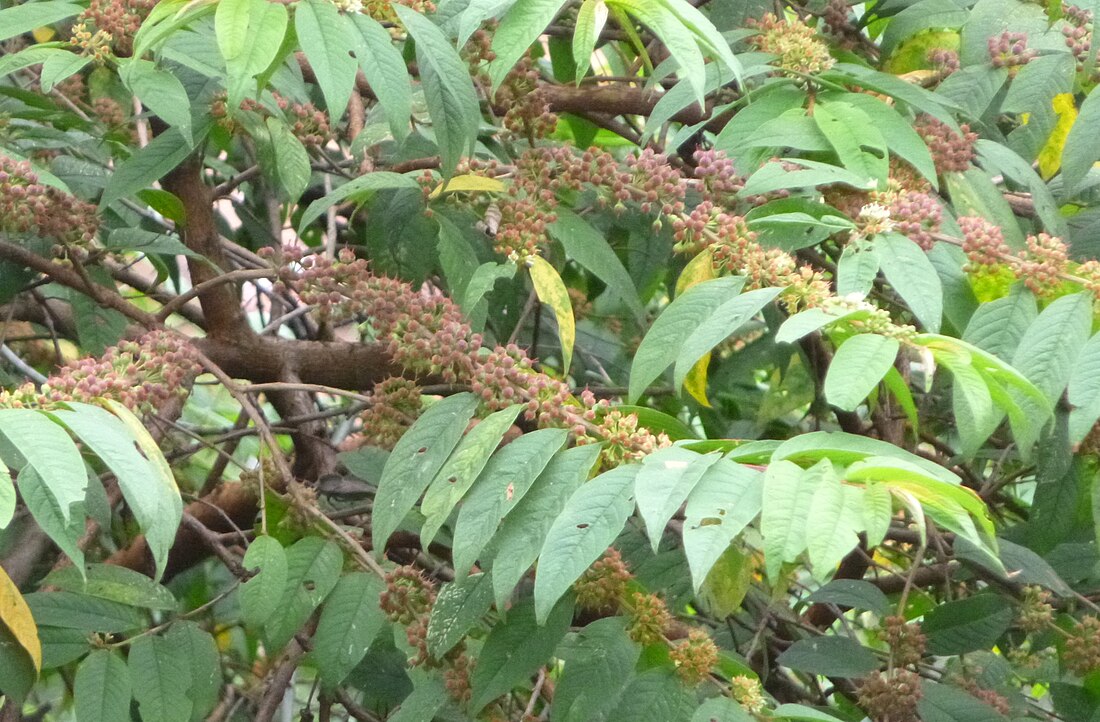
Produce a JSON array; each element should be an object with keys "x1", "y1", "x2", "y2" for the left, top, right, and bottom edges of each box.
[{"x1": 1, "y1": 0, "x2": 1100, "y2": 717}]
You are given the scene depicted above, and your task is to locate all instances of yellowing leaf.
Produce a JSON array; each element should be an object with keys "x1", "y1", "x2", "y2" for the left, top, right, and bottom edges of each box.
[
  {"x1": 676, "y1": 248, "x2": 716, "y2": 405},
  {"x1": 429, "y1": 174, "x2": 506, "y2": 198},
  {"x1": 675, "y1": 246, "x2": 715, "y2": 296},
  {"x1": 1038, "y1": 92, "x2": 1078, "y2": 180},
  {"x1": 528, "y1": 256, "x2": 575, "y2": 372},
  {"x1": 0, "y1": 565, "x2": 41, "y2": 673},
  {"x1": 32, "y1": 26, "x2": 56, "y2": 42}
]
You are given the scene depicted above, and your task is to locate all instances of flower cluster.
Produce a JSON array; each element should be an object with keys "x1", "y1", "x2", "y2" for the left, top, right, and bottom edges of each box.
[
  {"x1": 988, "y1": 31, "x2": 1036, "y2": 73},
  {"x1": 958, "y1": 215, "x2": 1010, "y2": 269},
  {"x1": 626, "y1": 149, "x2": 688, "y2": 218},
  {"x1": 858, "y1": 669, "x2": 922, "y2": 722},
  {"x1": 496, "y1": 55, "x2": 557, "y2": 140},
  {"x1": 366, "y1": 0, "x2": 435, "y2": 22},
  {"x1": 1064, "y1": 615, "x2": 1100, "y2": 675},
  {"x1": 346, "y1": 378, "x2": 423, "y2": 451},
  {"x1": 927, "y1": 48, "x2": 960, "y2": 80},
  {"x1": 574, "y1": 547, "x2": 633, "y2": 615},
  {"x1": 579, "y1": 409, "x2": 670, "y2": 466},
  {"x1": 730, "y1": 676, "x2": 767, "y2": 713},
  {"x1": 73, "y1": 0, "x2": 157, "y2": 57},
  {"x1": 874, "y1": 185, "x2": 942, "y2": 250},
  {"x1": 493, "y1": 198, "x2": 556, "y2": 262},
  {"x1": 274, "y1": 93, "x2": 334, "y2": 149},
  {"x1": 626, "y1": 591, "x2": 673, "y2": 646},
  {"x1": 692, "y1": 148, "x2": 746, "y2": 205},
  {"x1": 0, "y1": 154, "x2": 99, "y2": 251},
  {"x1": 747, "y1": 13, "x2": 836, "y2": 75},
  {"x1": 1017, "y1": 585, "x2": 1054, "y2": 632},
  {"x1": 954, "y1": 677, "x2": 1011, "y2": 715},
  {"x1": 914, "y1": 115, "x2": 978, "y2": 175},
  {"x1": 1062, "y1": 4, "x2": 1095, "y2": 72},
  {"x1": 1012, "y1": 232, "x2": 1069, "y2": 296},
  {"x1": 669, "y1": 628, "x2": 719, "y2": 686},
  {"x1": 882, "y1": 615, "x2": 926, "y2": 667},
  {"x1": 1, "y1": 330, "x2": 202, "y2": 414},
  {"x1": 822, "y1": 0, "x2": 860, "y2": 49}
]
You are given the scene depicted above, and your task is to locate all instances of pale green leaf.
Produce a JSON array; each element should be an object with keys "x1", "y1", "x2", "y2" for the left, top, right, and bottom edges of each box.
[
  {"x1": 451, "y1": 428, "x2": 568, "y2": 580},
  {"x1": 426, "y1": 572, "x2": 493, "y2": 658},
  {"x1": 824, "y1": 334, "x2": 900, "y2": 412},
  {"x1": 0, "y1": 409, "x2": 85, "y2": 522},
  {"x1": 533, "y1": 464, "x2": 638, "y2": 623},
  {"x1": 350, "y1": 13, "x2": 412, "y2": 140},
  {"x1": 1069, "y1": 332, "x2": 1100, "y2": 444},
  {"x1": 75, "y1": 650, "x2": 131, "y2": 722},
  {"x1": 486, "y1": 445, "x2": 600, "y2": 610},
  {"x1": 804, "y1": 468, "x2": 863, "y2": 577},
  {"x1": 629, "y1": 276, "x2": 746, "y2": 402},
  {"x1": 874, "y1": 233, "x2": 942, "y2": 331},
  {"x1": 761, "y1": 460, "x2": 822, "y2": 579},
  {"x1": 41, "y1": 565, "x2": 176, "y2": 611},
  {"x1": 17, "y1": 467, "x2": 85, "y2": 571},
  {"x1": 299, "y1": 171, "x2": 420, "y2": 230},
  {"x1": 635, "y1": 448, "x2": 718, "y2": 552},
  {"x1": 129, "y1": 635, "x2": 192, "y2": 722},
  {"x1": 682, "y1": 459, "x2": 762, "y2": 592},
  {"x1": 836, "y1": 244, "x2": 880, "y2": 298},
  {"x1": 572, "y1": 0, "x2": 608, "y2": 82},
  {"x1": 420, "y1": 404, "x2": 523, "y2": 547},
  {"x1": 312, "y1": 573, "x2": 387, "y2": 687},
  {"x1": 39, "y1": 51, "x2": 90, "y2": 93},
  {"x1": 488, "y1": 0, "x2": 569, "y2": 90},
  {"x1": 122, "y1": 59, "x2": 193, "y2": 144},
  {"x1": 0, "y1": 3, "x2": 83, "y2": 43},
  {"x1": 962, "y1": 283, "x2": 1036, "y2": 361},
  {"x1": 239, "y1": 535, "x2": 289, "y2": 628},
  {"x1": 263, "y1": 538, "x2": 343, "y2": 651},
  {"x1": 296, "y1": 0, "x2": 358, "y2": 119},
  {"x1": 0, "y1": 465, "x2": 12, "y2": 529},
  {"x1": 1011, "y1": 292, "x2": 1093, "y2": 404},
  {"x1": 814, "y1": 101, "x2": 889, "y2": 185},
  {"x1": 100, "y1": 125, "x2": 208, "y2": 209},
  {"x1": 165, "y1": 622, "x2": 220, "y2": 722}
]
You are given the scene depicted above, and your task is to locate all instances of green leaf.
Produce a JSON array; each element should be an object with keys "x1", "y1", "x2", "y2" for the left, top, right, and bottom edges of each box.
[
  {"x1": 239, "y1": 535, "x2": 289, "y2": 628},
  {"x1": 0, "y1": 3, "x2": 83, "y2": 43},
  {"x1": 0, "y1": 465, "x2": 12, "y2": 529},
  {"x1": 976, "y1": 139, "x2": 1068, "y2": 238},
  {"x1": 606, "y1": 0, "x2": 706, "y2": 103},
  {"x1": 682, "y1": 459, "x2": 762, "y2": 592},
  {"x1": 420, "y1": 404, "x2": 523, "y2": 547},
  {"x1": 635, "y1": 447, "x2": 717, "y2": 552},
  {"x1": 772, "y1": 430, "x2": 959, "y2": 484},
  {"x1": 691, "y1": 698, "x2": 755, "y2": 722},
  {"x1": 74, "y1": 650, "x2": 132, "y2": 722},
  {"x1": 528, "y1": 256, "x2": 576, "y2": 371},
  {"x1": 372, "y1": 393, "x2": 479, "y2": 553},
  {"x1": 122, "y1": 59, "x2": 193, "y2": 144},
  {"x1": 836, "y1": 244, "x2": 879, "y2": 298},
  {"x1": 452, "y1": 428, "x2": 568, "y2": 579},
  {"x1": 262, "y1": 117, "x2": 311, "y2": 204},
  {"x1": 629, "y1": 276, "x2": 747, "y2": 402},
  {"x1": 605, "y1": 668, "x2": 695, "y2": 722},
  {"x1": 165, "y1": 622, "x2": 220, "y2": 721},
  {"x1": 470, "y1": 596, "x2": 574, "y2": 712},
  {"x1": 918, "y1": 680, "x2": 1010, "y2": 722},
  {"x1": 1061, "y1": 81, "x2": 1100, "y2": 195},
  {"x1": 26, "y1": 592, "x2": 144, "y2": 634},
  {"x1": 217, "y1": 0, "x2": 288, "y2": 107},
  {"x1": 394, "y1": 5, "x2": 482, "y2": 179},
  {"x1": 804, "y1": 579, "x2": 890, "y2": 616},
  {"x1": 18, "y1": 467, "x2": 85, "y2": 570},
  {"x1": 776, "y1": 636, "x2": 878, "y2": 678},
  {"x1": 533, "y1": 464, "x2": 639, "y2": 623},
  {"x1": 552, "y1": 618, "x2": 640, "y2": 722},
  {"x1": 547, "y1": 209, "x2": 645, "y2": 325},
  {"x1": 0, "y1": 409, "x2": 86, "y2": 523},
  {"x1": 772, "y1": 704, "x2": 848, "y2": 722},
  {"x1": 805, "y1": 468, "x2": 863, "y2": 577},
  {"x1": 775, "y1": 306, "x2": 865, "y2": 345},
  {"x1": 100, "y1": 125, "x2": 207, "y2": 209},
  {"x1": 863, "y1": 482, "x2": 893, "y2": 547},
  {"x1": 1012, "y1": 292, "x2": 1093, "y2": 404},
  {"x1": 263, "y1": 538, "x2": 343, "y2": 651},
  {"x1": 813, "y1": 101, "x2": 889, "y2": 185},
  {"x1": 39, "y1": 51, "x2": 90, "y2": 93},
  {"x1": 41, "y1": 565, "x2": 176, "y2": 611},
  {"x1": 488, "y1": 0, "x2": 569, "y2": 90},
  {"x1": 52, "y1": 403, "x2": 182, "y2": 581},
  {"x1": 944, "y1": 169, "x2": 1025, "y2": 249},
  {"x1": 296, "y1": 0, "x2": 358, "y2": 119},
  {"x1": 388, "y1": 676, "x2": 447, "y2": 722},
  {"x1": 741, "y1": 158, "x2": 878, "y2": 196},
  {"x1": 761, "y1": 460, "x2": 822, "y2": 578},
  {"x1": 350, "y1": 13, "x2": 412, "y2": 140},
  {"x1": 921, "y1": 594, "x2": 1013, "y2": 655},
  {"x1": 313, "y1": 573, "x2": 387, "y2": 687},
  {"x1": 129, "y1": 635, "x2": 193, "y2": 722},
  {"x1": 1070, "y1": 332, "x2": 1100, "y2": 444},
  {"x1": 944, "y1": 357, "x2": 999, "y2": 457},
  {"x1": 672, "y1": 286, "x2": 782, "y2": 392},
  {"x1": 874, "y1": 233, "x2": 942, "y2": 331},
  {"x1": 426, "y1": 572, "x2": 494, "y2": 658},
  {"x1": 962, "y1": 283, "x2": 1036, "y2": 361},
  {"x1": 572, "y1": 0, "x2": 608, "y2": 82},
  {"x1": 824, "y1": 334, "x2": 900, "y2": 412},
  {"x1": 840, "y1": 92, "x2": 939, "y2": 189},
  {"x1": 487, "y1": 444, "x2": 600, "y2": 610},
  {"x1": 299, "y1": 171, "x2": 420, "y2": 230}
]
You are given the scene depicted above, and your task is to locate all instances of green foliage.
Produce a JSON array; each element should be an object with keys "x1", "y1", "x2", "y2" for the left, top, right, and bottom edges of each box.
[{"x1": 5, "y1": 0, "x2": 1100, "y2": 718}]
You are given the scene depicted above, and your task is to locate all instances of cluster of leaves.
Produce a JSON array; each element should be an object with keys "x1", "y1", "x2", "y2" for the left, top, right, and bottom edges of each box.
[{"x1": 7, "y1": 0, "x2": 1100, "y2": 719}]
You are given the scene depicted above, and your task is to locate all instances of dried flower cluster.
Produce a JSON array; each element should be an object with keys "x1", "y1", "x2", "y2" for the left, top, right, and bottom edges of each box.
[
  {"x1": 574, "y1": 547, "x2": 633, "y2": 615},
  {"x1": 0, "y1": 330, "x2": 201, "y2": 414},
  {"x1": 0, "y1": 154, "x2": 99, "y2": 251},
  {"x1": 882, "y1": 615, "x2": 926, "y2": 667},
  {"x1": 858, "y1": 669, "x2": 922, "y2": 721},
  {"x1": 1064, "y1": 615, "x2": 1100, "y2": 675}
]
